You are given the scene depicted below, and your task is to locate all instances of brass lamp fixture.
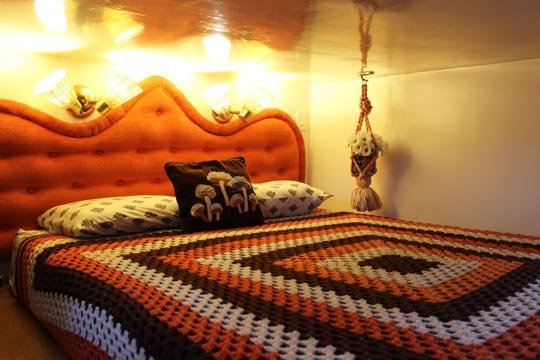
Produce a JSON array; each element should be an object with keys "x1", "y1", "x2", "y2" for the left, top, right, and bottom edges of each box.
[
  {"x1": 35, "y1": 69, "x2": 142, "y2": 119},
  {"x1": 203, "y1": 83, "x2": 274, "y2": 124}
]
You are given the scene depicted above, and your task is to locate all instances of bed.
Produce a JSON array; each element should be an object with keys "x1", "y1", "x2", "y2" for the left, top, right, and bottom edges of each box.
[{"x1": 1, "y1": 76, "x2": 539, "y2": 359}]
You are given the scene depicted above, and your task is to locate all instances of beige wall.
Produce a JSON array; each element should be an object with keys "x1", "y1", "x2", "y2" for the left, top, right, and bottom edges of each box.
[{"x1": 309, "y1": 59, "x2": 540, "y2": 236}]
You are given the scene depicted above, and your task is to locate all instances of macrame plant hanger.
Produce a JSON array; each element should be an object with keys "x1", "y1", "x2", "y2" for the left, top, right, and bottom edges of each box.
[{"x1": 350, "y1": 1, "x2": 383, "y2": 212}]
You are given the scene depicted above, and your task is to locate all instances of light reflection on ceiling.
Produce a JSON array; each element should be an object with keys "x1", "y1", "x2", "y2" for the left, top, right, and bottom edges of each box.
[
  {"x1": 0, "y1": 0, "x2": 539, "y2": 78},
  {"x1": 0, "y1": 0, "x2": 310, "y2": 56}
]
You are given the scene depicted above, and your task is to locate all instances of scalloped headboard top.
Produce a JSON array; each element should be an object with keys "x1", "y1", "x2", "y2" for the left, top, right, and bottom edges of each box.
[{"x1": 0, "y1": 76, "x2": 305, "y2": 261}]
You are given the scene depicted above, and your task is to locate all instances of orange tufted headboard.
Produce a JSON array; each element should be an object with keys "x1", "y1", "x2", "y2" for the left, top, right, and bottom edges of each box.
[{"x1": 0, "y1": 76, "x2": 305, "y2": 261}]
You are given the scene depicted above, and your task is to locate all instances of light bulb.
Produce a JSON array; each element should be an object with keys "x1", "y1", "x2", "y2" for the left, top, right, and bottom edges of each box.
[
  {"x1": 34, "y1": 0, "x2": 67, "y2": 33},
  {"x1": 202, "y1": 34, "x2": 231, "y2": 62}
]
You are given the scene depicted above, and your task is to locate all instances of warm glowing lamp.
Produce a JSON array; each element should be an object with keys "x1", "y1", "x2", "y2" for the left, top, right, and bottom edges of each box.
[
  {"x1": 203, "y1": 83, "x2": 232, "y2": 123},
  {"x1": 105, "y1": 72, "x2": 143, "y2": 108},
  {"x1": 203, "y1": 83, "x2": 275, "y2": 123},
  {"x1": 202, "y1": 34, "x2": 232, "y2": 62},
  {"x1": 35, "y1": 70, "x2": 142, "y2": 118},
  {"x1": 34, "y1": 69, "x2": 95, "y2": 118},
  {"x1": 242, "y1": 86, "x2": 275, "y2": 116}
]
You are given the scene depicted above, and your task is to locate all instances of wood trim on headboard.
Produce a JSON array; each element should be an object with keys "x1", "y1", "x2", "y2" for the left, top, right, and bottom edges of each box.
[{"x1": 0, "y1": 76, "x2": 305, "y2": 261}]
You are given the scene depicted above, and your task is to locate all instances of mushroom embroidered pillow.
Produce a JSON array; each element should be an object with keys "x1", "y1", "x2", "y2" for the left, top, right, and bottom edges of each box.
[
  {"x1": 164, "y1": 157, "x2": 265, "y2": 232},
  {"x1": 252, "y1": 180, "x2": 333, "y2": 219}
]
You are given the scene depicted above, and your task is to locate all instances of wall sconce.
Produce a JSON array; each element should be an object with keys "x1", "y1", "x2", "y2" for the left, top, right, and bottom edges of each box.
[
  {"x1": 202, "y1": 83, "x2": 274, "y2": 124},
  {"x1": 35, "y1": 69, "x2": 142, "y2": 119}
]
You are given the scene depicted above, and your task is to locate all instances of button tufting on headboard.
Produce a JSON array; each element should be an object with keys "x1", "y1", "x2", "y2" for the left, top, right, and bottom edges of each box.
[{"x1": 0, "y1": 75, "x2": 305, "y2": 261}]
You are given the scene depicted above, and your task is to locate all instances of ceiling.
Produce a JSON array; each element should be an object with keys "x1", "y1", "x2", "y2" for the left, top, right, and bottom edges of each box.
[
  {"x1": 309, "y1": 0, "x2": 540, "y2": 79},
  {"x1": 1, "y1": 0, "x2": 540, "y2": 79}
]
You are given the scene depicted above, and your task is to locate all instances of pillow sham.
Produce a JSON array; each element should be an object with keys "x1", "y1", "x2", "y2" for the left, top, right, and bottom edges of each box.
[
  {"x1": 37, "y1": 195, "x2": 180, "y2": 237},
  {"x1": 252, "y1": 180, "x2": 332, "y2": 218},
  {"x1": 165, "y1": 157, "x2": 265, "y2": 233}
]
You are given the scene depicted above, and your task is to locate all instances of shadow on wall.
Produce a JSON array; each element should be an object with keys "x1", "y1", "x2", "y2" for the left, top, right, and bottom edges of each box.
[{"x1": 379, "y1": 144, "x2": 411, "y2": 219}]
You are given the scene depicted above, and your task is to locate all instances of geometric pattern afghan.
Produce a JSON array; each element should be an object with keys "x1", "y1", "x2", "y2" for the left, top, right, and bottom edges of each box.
[{"x1": 10, "y1": 211, "x2": 540, "y2": 359}]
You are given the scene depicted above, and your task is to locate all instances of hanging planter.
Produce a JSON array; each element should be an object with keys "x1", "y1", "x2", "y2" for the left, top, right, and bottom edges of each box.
[
  {"x1": 347, "y1": 0, "x2": 389, "y2": 212},
  {"x1": 349, "y1": 83, "x2": 388, "y2": 212}
]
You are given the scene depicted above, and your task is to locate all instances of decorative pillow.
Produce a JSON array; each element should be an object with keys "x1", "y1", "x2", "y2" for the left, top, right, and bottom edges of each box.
[
  {"x1": 37, "y1": 195, "x2": 180, "y2": 237},
  {"x1": 252, "y1": 180, "x2": 332, "y2": 218},
  {"x1": 165, "y1": 157, "x2": 265, "y2": 232}
]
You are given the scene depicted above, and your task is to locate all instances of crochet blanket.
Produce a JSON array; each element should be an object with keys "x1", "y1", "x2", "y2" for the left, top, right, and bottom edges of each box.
[{"x1": 10, "y1": 211, "x2": 540, "y2": 359}]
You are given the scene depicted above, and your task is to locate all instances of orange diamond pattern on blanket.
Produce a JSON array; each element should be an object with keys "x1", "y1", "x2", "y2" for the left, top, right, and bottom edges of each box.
[{"x1": 11, "y1": 211, "x2": 540, "y2": 359}]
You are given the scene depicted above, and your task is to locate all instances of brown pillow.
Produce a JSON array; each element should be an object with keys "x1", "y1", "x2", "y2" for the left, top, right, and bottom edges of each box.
[{"x1": 165, "y1": 157, "x2": 265, "y2": 232}]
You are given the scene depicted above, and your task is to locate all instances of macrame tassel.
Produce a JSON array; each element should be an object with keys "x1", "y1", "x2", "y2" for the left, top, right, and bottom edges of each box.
[{"x1": 351, "y1": 175, "x2": 382, "y2": 212}]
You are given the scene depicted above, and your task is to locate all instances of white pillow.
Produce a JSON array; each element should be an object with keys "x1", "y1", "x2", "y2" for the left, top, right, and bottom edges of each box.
[
  {"x1": 252, "y1": 181, "x2": 332, "y2": 219},
  {"x1": 38, "y1": 195, "x2": 180, "y2": 238}
]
